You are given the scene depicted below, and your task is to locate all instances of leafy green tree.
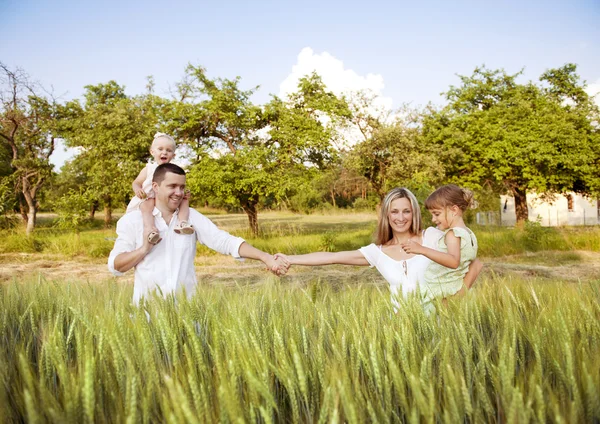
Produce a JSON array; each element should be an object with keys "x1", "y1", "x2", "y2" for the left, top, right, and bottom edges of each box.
[
  {"x1": 347, "y1": 111, "x2": 444, "y2": 200},
  {"x1": 264, "y1": 72, "x2": 352, "y2": 169},
  {"x1": 168, "y1": 65, "x2": 270, "y2": 235},
  {"x1": 172, "y1": 67, "x2": 350, "y2": 235},
  {"x1": 422, "y1": 64, "x2": 600, "y2": 223},
  {"x1": 59, "y1": 81, "x2": 163, "y2": 227},
  {"x1": 0, "y1": 63, "x2": 60, "y2": 234}
]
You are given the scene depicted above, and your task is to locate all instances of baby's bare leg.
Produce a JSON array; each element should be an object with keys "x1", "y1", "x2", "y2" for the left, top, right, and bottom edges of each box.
[
  {"x1": 174, "y1": 193, "x2": 194, "y2": 235},
  {"x1": 140, "y1": 198, "x2": 157, "y2": 233},
  {"x1": 179, "y1": 196, "x2": 190, "y2": 223}
]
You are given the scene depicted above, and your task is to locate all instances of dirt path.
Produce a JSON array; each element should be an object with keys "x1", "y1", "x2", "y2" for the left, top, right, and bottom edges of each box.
[{"x1": 2, "y1": 251, "x2": 600, "y2": 285}]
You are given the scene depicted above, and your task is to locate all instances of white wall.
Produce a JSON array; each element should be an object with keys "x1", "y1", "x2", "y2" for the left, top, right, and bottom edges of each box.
[{"x1": 500, "y1": 192, "x2": 599, "y2": 226}]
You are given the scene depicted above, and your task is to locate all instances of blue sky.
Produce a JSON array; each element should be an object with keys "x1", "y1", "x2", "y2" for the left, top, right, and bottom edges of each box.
[{"x1": 1, "y1": 0, "x2": 599, "y2": 167}]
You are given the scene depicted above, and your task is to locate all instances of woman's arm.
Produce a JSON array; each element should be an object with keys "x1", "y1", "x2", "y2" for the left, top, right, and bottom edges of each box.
[
  {"x1": 402, "y1": 231, "x2": 461, "y2": 269},
  {"x1": 132, "y1": 167, "x2": 148, "y2": 198},
  {"x1": 463, "y1": 258, "x2": 483, "y2": 289},
  {"x1": 451, "y1": 259, "x2": 484, "y2": 298},
  {"x1": 277, "y1": 250, "x2": 370, "y2": 266}
]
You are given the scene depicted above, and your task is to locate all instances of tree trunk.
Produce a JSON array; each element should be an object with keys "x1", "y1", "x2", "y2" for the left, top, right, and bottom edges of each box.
[
  {"x1": 103, "y1": 195, "x2": 112, "y2": 228},
  {"x1": 513, "y1": 186, "x2": 529, "y2": 224},
  {"x1": 18, "y1": 196, "x2": 28, "y2": 225},
  {"x1": 330, "y1": 190, "x2": 336, "y2": 208},
  {"x1": 22, "y1": 193, "x2": 36, "y2": 236},
  {"x1": 26, "y1": 206, "x2": 36, "y2": 235},
  {"x1": 21, "y1": 178, "x2": 38, "y2": 235},
  {"x1": 241, "y1": 199, "x2": 259, "y2": 236},
  {"x1": 89, "y1": 200, "x2": 98, "y2": 219}
]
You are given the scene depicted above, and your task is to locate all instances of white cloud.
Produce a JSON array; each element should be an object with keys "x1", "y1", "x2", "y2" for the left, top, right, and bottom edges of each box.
[
  {"x1": 586, "y1": 78, "x2": 600, "y2": 108},
  {"x1": 279, "y1": 47, "x2": 394, "y2": 148}
]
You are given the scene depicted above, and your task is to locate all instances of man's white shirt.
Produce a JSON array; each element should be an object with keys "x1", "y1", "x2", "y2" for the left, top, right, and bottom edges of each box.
[{"x1": 108, "y1": 208, "x2": 245, "y2": 304}]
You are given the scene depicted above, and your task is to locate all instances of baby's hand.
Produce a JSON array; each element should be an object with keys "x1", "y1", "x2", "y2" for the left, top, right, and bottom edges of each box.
[
  {"x1": 401, "y1": 240, "x2": 423, "y2": 254},
  {"x1": 136, "y1": 189, "x2": 147, "y2": 199}
]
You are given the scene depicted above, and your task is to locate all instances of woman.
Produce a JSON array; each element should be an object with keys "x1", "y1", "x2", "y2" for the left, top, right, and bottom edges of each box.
[{"x1": 275, "y1": 188, "x2": 482, "y2": 309}]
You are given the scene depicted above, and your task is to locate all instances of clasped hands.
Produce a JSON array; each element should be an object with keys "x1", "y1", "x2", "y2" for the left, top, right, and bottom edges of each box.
[{"x1": 265, "y1": 253, "x2": 291, "y2": 276}]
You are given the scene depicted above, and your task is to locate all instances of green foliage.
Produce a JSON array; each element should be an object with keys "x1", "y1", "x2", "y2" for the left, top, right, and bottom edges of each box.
[
  {"x1": 59, "y1": 81, "x2": 163, "y2": 226},
  {"x1": 347, "y1": 114, "x2": 443, "y2": 199},
  {"x1": 0, "y1": 175, "x2": 18, "y2": 228},
  {"x1": 287, "y1": 185, "x2": 323, "y2": 213},
  {"x1": 174, "y1": 66, "x2": 352, "y2": 234},
  {"x1": 1, "y1": 277, "x2": 599, "y2": 422},
  {"x1": 318, "y1": 231, "x2": 337, "y2": 252},
  {"x1": 423, "y1": 64, "x2": 600, "y2": 222},
  {"x1": 53, "y1": 189, "x2": 93, "y2": 232},
  {"x1": 0, "y1": 63, "x2": 61, "y2": 234}
]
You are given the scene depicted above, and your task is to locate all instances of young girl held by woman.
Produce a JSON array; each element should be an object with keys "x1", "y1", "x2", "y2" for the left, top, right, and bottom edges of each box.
[{"x1": 401, "y1": 184, "x2": 478, "y2": 312}]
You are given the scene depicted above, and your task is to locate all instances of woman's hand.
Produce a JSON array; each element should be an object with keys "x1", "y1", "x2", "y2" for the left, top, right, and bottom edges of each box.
[{"x1": 136, "y1": 189, "x2": 147, "y2": 199}]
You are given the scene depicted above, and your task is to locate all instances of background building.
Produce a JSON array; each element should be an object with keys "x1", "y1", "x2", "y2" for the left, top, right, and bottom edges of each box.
[{"x1": 499, "y1": 193, "x2": 600, "y2": 226}]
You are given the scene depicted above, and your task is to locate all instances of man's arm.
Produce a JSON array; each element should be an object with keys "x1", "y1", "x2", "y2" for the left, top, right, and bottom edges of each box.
[
  {"x1": 238, "y1": 242, "x2": 288, "y2": 274},
  {"x1": 113, "y1": 238, "x2": 153, "y2": 273},
  {"x1": 108, "y1": 215, "x2": 154, "y2": 275},
  {"x1": 188, "y1": 210, "x2": 288, "y2": 275}
]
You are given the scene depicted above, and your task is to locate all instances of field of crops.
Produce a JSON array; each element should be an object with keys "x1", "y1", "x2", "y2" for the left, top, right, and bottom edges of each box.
[
  {"x1": 1, "y1": 276, "x2": 599, "y2": 423},
  {"x1": 1, "y1": 214, "x2": 600, "y2": 422}
]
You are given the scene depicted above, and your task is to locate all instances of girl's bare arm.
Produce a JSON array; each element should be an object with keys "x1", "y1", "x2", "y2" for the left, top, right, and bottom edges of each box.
[
  {"x1": 402, "y1": 231, "x2": 461, "y2": 269},
  {"x1": 132, "y1": 167, "x2": 148, "y2": 198}
]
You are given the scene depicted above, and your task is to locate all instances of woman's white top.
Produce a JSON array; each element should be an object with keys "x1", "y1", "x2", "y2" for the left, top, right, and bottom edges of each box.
[
  {"x1": 359, "y1": 227, "x2": 443, "y2": 308},
  {"x1": 126, "y1": 162, "x2": 159, "y2": 214}
]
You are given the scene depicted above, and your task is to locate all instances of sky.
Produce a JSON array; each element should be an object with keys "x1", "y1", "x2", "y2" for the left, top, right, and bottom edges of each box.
[{"x1": 1, "y1": 0, "x2": 599, "y2": 169}]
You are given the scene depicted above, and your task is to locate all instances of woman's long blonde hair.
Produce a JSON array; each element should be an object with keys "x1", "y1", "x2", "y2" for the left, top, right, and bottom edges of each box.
[{"x1": 375, "y1": 188, "x2": 422, "y2": 245}]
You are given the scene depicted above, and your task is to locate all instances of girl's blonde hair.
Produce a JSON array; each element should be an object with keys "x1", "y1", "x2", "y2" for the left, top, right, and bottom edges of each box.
[
  {"x1": 151, "y1": 132, "x2": 176, "y2": 149},
  {"x1": 375, "y1": 188, "x2": 422, "y2": 245},
  {"x1": 425, "y1": 184, "x2": 474, "y2": 212}
]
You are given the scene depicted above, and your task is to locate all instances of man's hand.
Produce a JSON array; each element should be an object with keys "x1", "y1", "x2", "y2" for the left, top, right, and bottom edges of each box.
[
  {"x1": 113, "y1": 228, "x2": 155, "y2": 273},
  {"x1": 400, "y1": 239, "x2": 424, "y2": 254}
]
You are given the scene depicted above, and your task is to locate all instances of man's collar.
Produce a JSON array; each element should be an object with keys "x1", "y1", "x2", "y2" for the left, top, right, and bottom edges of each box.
[{"x1": 152, "y1": 207, "x2": 179, "y2": 217}]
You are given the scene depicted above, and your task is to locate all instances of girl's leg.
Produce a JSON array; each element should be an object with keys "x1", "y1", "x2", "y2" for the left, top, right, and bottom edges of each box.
[
  {"x1": 174, "y1": 193, "x2": 194, "y2": 234},
  {"x1": 140, "y1": 198, "x2": 160, "y2": 244},
  {"x1": 179, "y1": 196, "x2": 190, "y2": 223}
]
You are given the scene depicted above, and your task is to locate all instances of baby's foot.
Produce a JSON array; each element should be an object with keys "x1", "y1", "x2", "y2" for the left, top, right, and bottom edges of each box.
[
  {"x1": 174, "y1": 221, "x2": 194, "y2": 235},
  {"x1": 147, "y1": 231, "x2": 162, "y2": 245}
]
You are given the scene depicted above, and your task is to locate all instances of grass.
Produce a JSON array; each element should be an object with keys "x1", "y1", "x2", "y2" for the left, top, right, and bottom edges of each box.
[
  {"x1": 2, "y1": 212, "x2": 600, "y2": 421},
  {"x1": 1, "y1": 276, "x2": 599, "y2": 422},
  {"x1": 2, "y1": 211, "x2": 600, "y2": 261}
]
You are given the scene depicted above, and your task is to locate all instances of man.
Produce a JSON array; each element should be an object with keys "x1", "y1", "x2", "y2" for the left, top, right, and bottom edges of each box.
[{"x1": 108, "y1": 163, "x2": 287, "y2": 304}]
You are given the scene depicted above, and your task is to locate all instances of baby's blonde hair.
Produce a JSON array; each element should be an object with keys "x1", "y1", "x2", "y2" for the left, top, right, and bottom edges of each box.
[
  {"x1": 151, "y1": 132, "x2": 176, "y2": 149},
  {"x1": 425, "y1": 184, "x2": 474, "y2": 212}
]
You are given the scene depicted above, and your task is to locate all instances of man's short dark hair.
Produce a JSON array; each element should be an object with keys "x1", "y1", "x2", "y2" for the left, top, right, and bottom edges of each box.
[{"x1": 153, "y1": 163, "x2": 186, "y2": 185}]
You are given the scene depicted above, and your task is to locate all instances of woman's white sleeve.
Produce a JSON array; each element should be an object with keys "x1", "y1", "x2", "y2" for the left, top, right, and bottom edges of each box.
[
  {"x1": 423, "y1": 227, "x2": 444, "y2": 249},
  {"x1": 358, "y1": 244, "x2": 378, "y2": 268}
]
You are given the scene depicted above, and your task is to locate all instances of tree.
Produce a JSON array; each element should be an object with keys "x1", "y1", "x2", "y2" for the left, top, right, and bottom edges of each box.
[
  {"x1": 172, "y1": 67, "x2": 351, "y2": 235},
  {"x1": 422, "y1": 65, "x2": 600, "y2": 223},
  {"x1": 347, "y1": 109, "x2": 444, "y2": 200},
  {"x1": 0, "y1": 63, "x2": 59, "y2": 234},
  {"x1": 59, "y1": 81, "x2": 163, "y2": 227}
]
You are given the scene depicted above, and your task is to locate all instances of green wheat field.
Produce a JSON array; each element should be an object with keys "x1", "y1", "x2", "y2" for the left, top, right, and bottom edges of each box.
[{"x1": 1, "y1": 213, "x2": 600, "y2": 422}]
